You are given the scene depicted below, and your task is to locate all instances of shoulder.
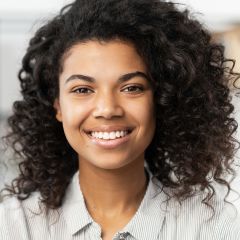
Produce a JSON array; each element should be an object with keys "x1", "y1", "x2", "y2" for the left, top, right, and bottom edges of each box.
[
  {"x1": 201, "y1": 200, "x2": 240, "y2": 240},
  {"x1": 167, "y1": 190, "x2": 240, "y2": 240},
  {"x1": 0, "y1": 191, "x2": 42, "y2": 215},
  {"x1": 0, "y1": 194, "x2": 26, "y2": 223},
  {"x1": 0, "y1": 192, "x2": 45, "y2": 239},
  {"x1": 211, "y1": 199, "x2": 240, "y2": 240}
]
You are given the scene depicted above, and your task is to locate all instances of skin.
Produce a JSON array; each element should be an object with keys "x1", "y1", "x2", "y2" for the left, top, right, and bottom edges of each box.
[{"x1": 54, "y1": 39, "x2": 156, "y2": 239}]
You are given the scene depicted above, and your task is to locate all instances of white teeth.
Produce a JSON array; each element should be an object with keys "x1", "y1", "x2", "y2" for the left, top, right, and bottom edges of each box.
[
  {"x1": 103, "y1": 132, "x2": 110, "y2": 140},
  {"x1": 90, "y1": 130, "x2": 129, "y2": 140},
  {"x1": 98, "y1": 132, "x2": 103, "y2": 138},
  {"x1": 116, "y1": 131, "x2": 120, "y2": 137},
  {"x1": 109, "y1": 132, "x2": 116, "y2": 139}
]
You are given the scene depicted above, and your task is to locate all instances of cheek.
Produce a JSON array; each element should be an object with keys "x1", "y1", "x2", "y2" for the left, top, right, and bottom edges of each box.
[
  {"x1": 128, "y1": 96, "x2": 155, "y2": 123},
  {"x1": 60, "y1": 100, "x2": 89, "y2": 130},
  {"x1": 140, "y1": 98, "x2": 156, "y2": 137}
]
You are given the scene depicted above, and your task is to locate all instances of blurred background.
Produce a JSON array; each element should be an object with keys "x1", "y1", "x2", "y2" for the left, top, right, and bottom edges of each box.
[{"x1": 0, "y1": 0, "x2": 240, "y2": 206}]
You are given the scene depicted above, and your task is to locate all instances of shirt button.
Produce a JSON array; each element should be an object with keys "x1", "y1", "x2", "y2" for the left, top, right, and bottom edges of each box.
[{"x1": 119, "y1": 232, "x2": 128, "y2": 239}]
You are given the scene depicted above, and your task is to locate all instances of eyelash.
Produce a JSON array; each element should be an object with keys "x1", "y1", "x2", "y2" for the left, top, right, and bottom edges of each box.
[
  {"x1": 72, "y1": 85, "x2": 144, "y2": 94},
  {"x1": 72, "y1": 88, "x2": 93, "y2": 94},
  {"x1": 122, "y1": 85, "x2": 144, "y2": 93}
]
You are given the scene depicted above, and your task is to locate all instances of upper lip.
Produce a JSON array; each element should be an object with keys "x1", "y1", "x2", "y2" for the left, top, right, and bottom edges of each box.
[{"x1": 84, "y1": 125, "x2": 135, "y2": 133}]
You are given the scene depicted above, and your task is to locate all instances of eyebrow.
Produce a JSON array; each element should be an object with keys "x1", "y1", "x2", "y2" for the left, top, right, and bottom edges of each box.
[{"x1": 64, "y1": 71, "x2": 150, "y2": 84}]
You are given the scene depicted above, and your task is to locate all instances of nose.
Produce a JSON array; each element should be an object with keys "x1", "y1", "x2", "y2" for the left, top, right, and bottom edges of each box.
[{"x1": 92, "y1": 91, "x2": 124, "y2": 119}]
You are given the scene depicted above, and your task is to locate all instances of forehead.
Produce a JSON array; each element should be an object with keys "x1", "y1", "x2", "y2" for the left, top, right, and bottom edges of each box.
[{"x1": 61, "y1": 40, "x2": 147, "y2": 73}]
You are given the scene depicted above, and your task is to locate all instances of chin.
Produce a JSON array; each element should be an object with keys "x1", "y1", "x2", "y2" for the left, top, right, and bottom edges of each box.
[
  {"x1": 93, "y1": 160, "x2": 129, "y2": 170},
  {"x1": 83, "y1": 155, "x2": 131, "y2": 170}
]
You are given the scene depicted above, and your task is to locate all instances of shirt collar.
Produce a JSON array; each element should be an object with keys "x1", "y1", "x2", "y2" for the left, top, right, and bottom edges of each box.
[
  {"x1": 121, "y1": 171, "x2": 168, "y2": 240},
  {"x1": 62, "y1": 171, "x2": 94, "y2": 235},
  {"x1": 62, "y1": 169, "x2": 167, "y2": 239}
]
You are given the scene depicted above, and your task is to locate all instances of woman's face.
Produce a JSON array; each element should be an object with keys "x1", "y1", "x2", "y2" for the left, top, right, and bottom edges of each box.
[{"x1": 55, "y1": 40, "x2": 156, "y2": 170}]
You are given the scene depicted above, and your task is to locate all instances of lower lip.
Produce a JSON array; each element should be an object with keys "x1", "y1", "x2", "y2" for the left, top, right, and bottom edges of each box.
[{"x1": 86, "y1": 132, "x2": 132, "y2": 149}]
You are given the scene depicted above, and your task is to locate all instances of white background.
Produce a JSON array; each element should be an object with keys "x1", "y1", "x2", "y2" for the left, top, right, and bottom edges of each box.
[{"x1": 0, "y1": 0, "x2": 240, "y2": 29}]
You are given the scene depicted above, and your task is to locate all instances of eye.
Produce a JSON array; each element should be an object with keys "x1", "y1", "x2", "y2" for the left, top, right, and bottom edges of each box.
[
  {"x1": 72, "y1": 87, "x2": 93, "y2": 94},
  {"x1": 122, "y1": 85, "x2": 144, "y2": 93}
]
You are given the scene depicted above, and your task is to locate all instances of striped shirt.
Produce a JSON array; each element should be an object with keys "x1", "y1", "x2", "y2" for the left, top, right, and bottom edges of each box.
[{"x1": 0, "y1": 170, "x2": 240, "y2": 240}]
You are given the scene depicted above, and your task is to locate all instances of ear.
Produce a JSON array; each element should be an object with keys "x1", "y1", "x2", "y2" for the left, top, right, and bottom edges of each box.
[{"x1": 54, "y1": 99, "x2": 62, "y2": 122}]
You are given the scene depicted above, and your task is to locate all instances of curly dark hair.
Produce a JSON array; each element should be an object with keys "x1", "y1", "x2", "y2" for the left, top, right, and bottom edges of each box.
[{"x1": 2, "y1": 0, "x2": 240, "y2": 210}]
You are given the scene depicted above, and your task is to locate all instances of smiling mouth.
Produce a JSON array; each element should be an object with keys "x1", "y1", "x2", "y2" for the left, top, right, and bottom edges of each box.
[
  {"x1": 85, "y1": 128, "x2": 133, "y2": 149},
  {"x1": 85, "y1": 129, "x2": 133, "y2": 141}
]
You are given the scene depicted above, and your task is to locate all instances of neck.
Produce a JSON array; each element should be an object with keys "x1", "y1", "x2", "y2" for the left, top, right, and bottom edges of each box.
[{"x1": 79, "y1": 159, "x2": 148, "y2": 218}]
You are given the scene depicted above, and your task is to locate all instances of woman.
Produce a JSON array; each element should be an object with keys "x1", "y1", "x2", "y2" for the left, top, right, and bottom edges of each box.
[{"x1": 1, "y1": 0, "x2": 240, "y2": 239}]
